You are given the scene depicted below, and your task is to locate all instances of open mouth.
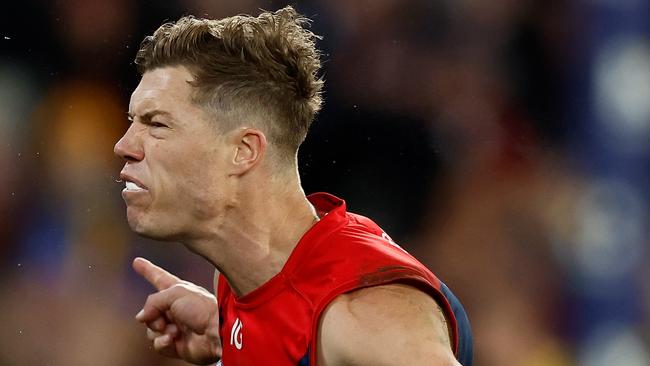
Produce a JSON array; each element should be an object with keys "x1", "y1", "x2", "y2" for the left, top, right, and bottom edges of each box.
[
  {"x1": 119, "y1": 173, "x2": 148, "y2": 193},
  {"x1": 124, "y1": 180, "x2": 146, "y2": 191}
]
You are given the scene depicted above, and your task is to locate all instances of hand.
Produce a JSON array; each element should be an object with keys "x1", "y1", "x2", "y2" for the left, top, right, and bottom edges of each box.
[{"x1": 133, "y1": 257, "x2": 222, "y2": 365}]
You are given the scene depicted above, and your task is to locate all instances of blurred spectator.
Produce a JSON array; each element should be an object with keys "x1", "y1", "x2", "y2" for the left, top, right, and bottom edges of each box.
[
  {"x1": 0, "y1": 63, "x2": 40, "y2": 261},
  {"x1": 0, "y1": 0, "x2": 647, "y2": 365}
]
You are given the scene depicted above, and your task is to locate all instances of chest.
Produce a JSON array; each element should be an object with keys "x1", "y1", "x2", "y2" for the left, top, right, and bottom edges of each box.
[{"x1": 219, "y1": 290, "x2": 313, "y2": 366}]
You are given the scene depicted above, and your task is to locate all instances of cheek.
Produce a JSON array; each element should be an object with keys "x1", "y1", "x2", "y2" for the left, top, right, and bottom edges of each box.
[
  {"x1": 148, "y1": 136, "x2": 230, "y2": 205},
  {"x1": 172, "y1": 167, "x2": 227, "y2": 221},
  {"x1": 163, "y1": 155, "x2": 225, "y2": 202}
]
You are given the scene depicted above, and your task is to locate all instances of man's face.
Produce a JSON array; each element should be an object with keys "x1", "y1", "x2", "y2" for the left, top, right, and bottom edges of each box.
[{"x1": 115, "y1": 66, "x2": 232, "y2": 240}]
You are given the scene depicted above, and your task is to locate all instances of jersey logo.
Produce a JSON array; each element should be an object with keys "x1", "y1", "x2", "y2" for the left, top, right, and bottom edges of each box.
[
  {"x1": 381, "y1": 231, "x2": 408, "y2": 253},
  {"x1": 230, "y1": 317, "x2": 243, "y2": 350}
]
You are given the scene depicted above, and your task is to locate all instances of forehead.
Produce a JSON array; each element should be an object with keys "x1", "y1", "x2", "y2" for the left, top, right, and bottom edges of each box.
[{"x1": 129, "y1": 66, "x2": 195, "y2": 113}]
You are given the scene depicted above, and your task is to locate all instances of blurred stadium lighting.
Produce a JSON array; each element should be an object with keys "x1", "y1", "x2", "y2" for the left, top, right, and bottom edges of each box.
[{"x1": 594, "y1": 37, "x2": 650, "y2": 153}]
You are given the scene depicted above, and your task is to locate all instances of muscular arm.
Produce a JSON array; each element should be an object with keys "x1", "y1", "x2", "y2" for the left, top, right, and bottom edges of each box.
[{"x1": 317, "y1": 284, "x2": 461, "y2": 366}]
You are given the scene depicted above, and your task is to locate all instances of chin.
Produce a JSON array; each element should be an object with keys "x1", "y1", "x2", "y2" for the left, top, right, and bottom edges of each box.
[
  {"x1": 127, "y1": 210, "x2": 175, "y2": 241},
  {"x1": 132, "y1": 222, "x2": 180, "y2": 241}
]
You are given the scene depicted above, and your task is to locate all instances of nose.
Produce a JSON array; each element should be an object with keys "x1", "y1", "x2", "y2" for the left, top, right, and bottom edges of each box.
[{"x1": 114, "y1": 124, "x2": 144, "y2": 162}]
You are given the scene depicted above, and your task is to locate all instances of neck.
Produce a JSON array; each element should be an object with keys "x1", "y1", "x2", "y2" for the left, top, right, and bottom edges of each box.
[{"x1": 183, "y1": 172, "x2": 318, "y2": 297}]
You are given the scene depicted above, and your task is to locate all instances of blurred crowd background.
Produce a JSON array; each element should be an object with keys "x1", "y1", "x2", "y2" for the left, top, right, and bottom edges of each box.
[{"x1": 0, "y1": 0, "x2": 648, "y2": 365}]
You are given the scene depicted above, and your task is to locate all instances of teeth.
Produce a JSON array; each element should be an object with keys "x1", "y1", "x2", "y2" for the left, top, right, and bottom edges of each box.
[{"x1": 125, "y1": 181, "x2": 144, "y2": 190}]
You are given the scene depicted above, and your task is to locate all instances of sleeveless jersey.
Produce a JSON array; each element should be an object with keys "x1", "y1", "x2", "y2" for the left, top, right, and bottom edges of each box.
[{"x1": 216, "y1": 193, "x2": 473, "y2": 365}]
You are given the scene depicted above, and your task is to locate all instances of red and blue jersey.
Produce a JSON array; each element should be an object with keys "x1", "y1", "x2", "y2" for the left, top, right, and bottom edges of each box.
[{"x1": 216, "y1": 193, "x2": 473, "y2": 365}]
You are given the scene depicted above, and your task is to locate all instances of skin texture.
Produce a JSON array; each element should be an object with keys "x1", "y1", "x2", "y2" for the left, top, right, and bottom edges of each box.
[
  {"x1": 133, "y1": 257, "x2": 221, "y2": 364},
  {"x1": 317, "y1": 284, "x2": 461, "y2": 366},
  {"x1": 116, "y1": 66, "x2": 233, "y2": 241},
  {"x1": 115, "y1": 66, "x2": 319, "y2": 295},
  {"x1": 115, "y1": 66, "x2": 459, "y2": 365}
]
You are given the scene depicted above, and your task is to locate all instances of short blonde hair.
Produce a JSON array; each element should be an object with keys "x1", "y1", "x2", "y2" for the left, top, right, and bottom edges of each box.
[{"x1": 135, "y1": 6, "x2": 323, "y2": 158}]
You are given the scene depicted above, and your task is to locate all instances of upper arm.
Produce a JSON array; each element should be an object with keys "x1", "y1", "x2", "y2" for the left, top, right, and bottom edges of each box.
[{"x1": 317, "y1": 284, "x2": 460, "y2": 366}]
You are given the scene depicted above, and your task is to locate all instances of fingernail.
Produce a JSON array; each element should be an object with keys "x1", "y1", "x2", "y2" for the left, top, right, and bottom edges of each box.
[{"x1": 136, "y1": 309, "x2": 144, "y2": 320}]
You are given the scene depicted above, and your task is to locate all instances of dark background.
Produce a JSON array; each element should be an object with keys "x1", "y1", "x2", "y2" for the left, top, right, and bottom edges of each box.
[{"x1": 0, "y1": 0, "x2": 648, "y2": 365}]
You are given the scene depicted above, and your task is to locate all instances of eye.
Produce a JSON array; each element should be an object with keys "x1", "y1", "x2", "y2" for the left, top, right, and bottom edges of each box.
[
  {"x1": 146, "y1": 120, "x2": 170, "y2": 139},
  {"x1": 149, "y1": 121, "x2": 168, "y2": 128}
]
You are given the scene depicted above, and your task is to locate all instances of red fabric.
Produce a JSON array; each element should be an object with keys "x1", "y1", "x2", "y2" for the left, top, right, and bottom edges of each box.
[{"x1": 217, "y1": 193, "x2": 458, "y2": 365}]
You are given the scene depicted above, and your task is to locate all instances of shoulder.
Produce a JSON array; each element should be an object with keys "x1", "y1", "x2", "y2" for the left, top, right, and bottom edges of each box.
[{"x1": 316, "y1": 283, "x2": 461, "y2": 366}]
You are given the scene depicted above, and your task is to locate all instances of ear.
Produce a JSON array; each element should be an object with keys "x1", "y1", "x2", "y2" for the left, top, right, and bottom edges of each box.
[{"x1": 230, "y1": 127, "x2": 267, "y2": 175}]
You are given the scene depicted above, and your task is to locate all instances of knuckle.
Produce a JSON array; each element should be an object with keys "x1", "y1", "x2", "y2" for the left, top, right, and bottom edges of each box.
[
  {"x1": 150, "y1": 318, "x2": 165, "y2": 332},
  {"x1": 172, "y1": 283, "x2": 191, "y2": 292}
]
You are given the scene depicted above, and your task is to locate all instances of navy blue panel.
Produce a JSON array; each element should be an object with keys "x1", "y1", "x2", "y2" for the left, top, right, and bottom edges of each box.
[
  {"x1": 440, "y1": 282, "x2": 473, "y2": 366},
  {"x1": 297, "y1": 348, "x2": 310, "y2": 366}
]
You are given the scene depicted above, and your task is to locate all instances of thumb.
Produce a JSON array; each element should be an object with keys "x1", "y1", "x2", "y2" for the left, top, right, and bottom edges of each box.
[{"x1": 133, "y1": 257, "x2": 182, "y2": 291}]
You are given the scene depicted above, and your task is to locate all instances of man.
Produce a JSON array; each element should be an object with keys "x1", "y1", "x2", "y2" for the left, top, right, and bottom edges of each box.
[{"x1": 115, "y1": 7, "x2": 472, "y2": 366}]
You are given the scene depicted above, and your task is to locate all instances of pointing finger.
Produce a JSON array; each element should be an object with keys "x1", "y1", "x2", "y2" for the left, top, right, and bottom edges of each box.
[{"x1": 133, "y1": 257, "x2": 182, "y2": 291}]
